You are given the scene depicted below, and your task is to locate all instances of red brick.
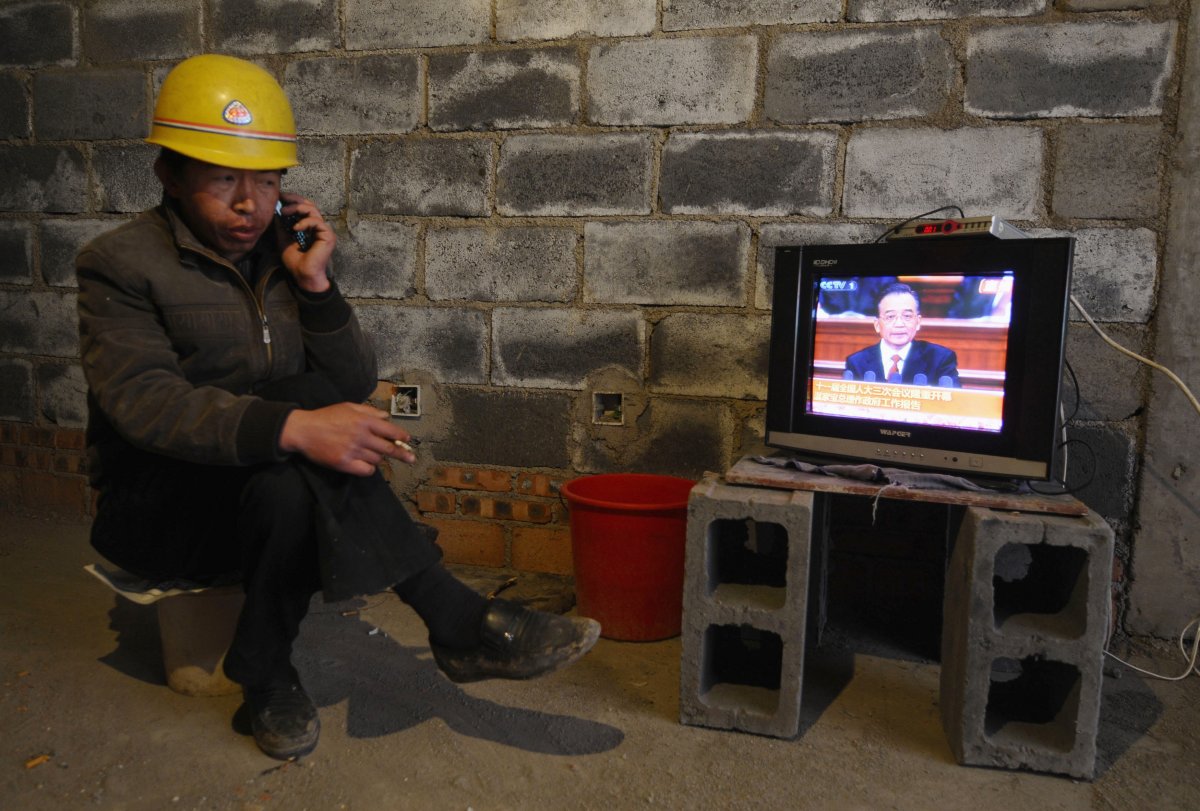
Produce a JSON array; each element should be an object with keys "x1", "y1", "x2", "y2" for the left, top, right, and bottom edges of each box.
[
  {"x1": 515, "y1": 472, "x2": 562, "y2": 498},
  {"x1": 0, "y1": 423, "x2": 18, "y2": 444},
  {"x1": 425, "y1": 518, "x2": 506, "y2": 567},
  {"x1": 16, "y1": 470, "x2": 88, "y2": 516},
  {"x1": 415, "y1": 489, "x2": 456, "y2": 514},
  {"x1": 52, "y1": 455, "x2": 86, "y2": 475},
  {"x1": 20, "y1": 427, "x2": 56, "y2": 448},
  {"x1": 0, "y1": 447, "x2": 17, "y2": 467},
  {"x1": 429, "y1": 466, "x2": 511, "y2": 492},
  {"x1": 460, "y1": 495, "x2": 553, "y2": 523},
  {"x1": 511, "y1": 525, "x2": 574, "y2": 576},
  {"x1": 54, "y1": 430, "x2": 86, "y2": 451}
]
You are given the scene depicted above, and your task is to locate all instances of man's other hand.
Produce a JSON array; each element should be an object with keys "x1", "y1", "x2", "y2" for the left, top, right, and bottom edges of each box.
[{"x1": 280, "y1": 403, "x2": 416, "y2": 476}]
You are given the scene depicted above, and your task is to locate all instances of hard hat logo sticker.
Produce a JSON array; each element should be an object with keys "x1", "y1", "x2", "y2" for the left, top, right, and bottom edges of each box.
[{"x1": 222, "y1": 101, "x2": 253, "y2": 126}]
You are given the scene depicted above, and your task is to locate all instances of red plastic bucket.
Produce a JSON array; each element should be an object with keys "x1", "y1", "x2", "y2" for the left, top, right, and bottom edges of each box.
[{"x1": 560, "y1": 473, "x2": 695, "y2": 641}]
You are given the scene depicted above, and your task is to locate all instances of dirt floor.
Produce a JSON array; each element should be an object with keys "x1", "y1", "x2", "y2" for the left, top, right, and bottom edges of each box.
[{"x1": 2, "y1": 511, "x2": 1198, "y2": 810}]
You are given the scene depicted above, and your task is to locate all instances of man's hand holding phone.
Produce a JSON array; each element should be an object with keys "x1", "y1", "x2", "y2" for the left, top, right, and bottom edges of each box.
[{"x1": 276, "y1": 192, "x2": 336, "y2": 294}]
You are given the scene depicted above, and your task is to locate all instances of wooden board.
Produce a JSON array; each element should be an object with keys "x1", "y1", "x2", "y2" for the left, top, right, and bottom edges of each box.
[{"x1": 724, "y1": 456, "x2": 1089, "y2": 516}]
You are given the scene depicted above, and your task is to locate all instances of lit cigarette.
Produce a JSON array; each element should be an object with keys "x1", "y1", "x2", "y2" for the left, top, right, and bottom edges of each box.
[{"x1": 394, "y1": 437, "x2": 421, "y2": 453}]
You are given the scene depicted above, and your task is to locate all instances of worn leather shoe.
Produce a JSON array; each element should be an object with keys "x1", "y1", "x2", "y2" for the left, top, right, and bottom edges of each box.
[
  {"x1": 431, "y1": 598, "x2": 601, "y2": 684},
  {"x1": 243, "y1": 672, "x2": 320, "y2": 760}
]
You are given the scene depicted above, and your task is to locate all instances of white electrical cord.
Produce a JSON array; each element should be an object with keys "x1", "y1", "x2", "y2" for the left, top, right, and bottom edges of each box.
[{"x1": 1072, "y1": 295, "x2": 1200, "y2": 681}]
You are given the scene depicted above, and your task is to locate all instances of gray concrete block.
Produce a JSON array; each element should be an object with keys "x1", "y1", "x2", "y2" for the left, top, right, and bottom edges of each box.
[
  {"x1": 351, "y1": 138, "x2": 490, "y2": 217},
  {"x1": 664, "y1": 0, "x2": 839, "y2": 29},
  {"x1": 1061, "y1": 0, "x2": 1160, "y2": 9},
  {"x1": 497, "y1": 133, "x2": 653, "y2": 216},
  {"x1": 660, "y1": 131, "x2": 837, "y2": 216},
  {"x1": 42, "y1": 219, "x2": 114, "y2": 288},
  {"x1": 0, "y1": 290, "x2": 78, "y2": 357},
  {"x1": 0, "y1": 145, "x2": 87, "y2": 213},
  {"x1": 84, "y1": 0, "x2": 201, "y2": 62},
  {"x1": 1063, "y1": 421, "x2": 1138, "y2": 521},
  {"x1": 345, "y1": 0, "x2": 488, "y2": 49},
  {"x1": 37, "y1": 362, "x2": 86, "y2": 428},
  {"x1": 0, "y1": 359, "x2": 34, "y2": 422},
  {"x1": 0, "y1": 221, "x2": 33, "y2": 284},
  {"x1": 0, "y1": 2, "x2": 75, "y2": 67},
  {"x1": 439, "y1": 387, "x2": 572, "y2": 469},
  {"x1": 355, "y1": 304, "x2": 487, "y2": 383},
  {"x1": 940, "y1": 506, "x2": 1113, "y2": 778},
  {"x1": 755, "y1": 222, "x2": 881, "y2": 310},
  {"x1": 591, "y1": 397, "x2": 731, "y2": 479},
  {"x1": 426, "y1": 226, "x2": 577, "y2": 302},
  {"x1": 334, "y1": 219, "x2": 419, "y2": 299},
  {"x1": 1062, "y1": 322, "x2": 1150, "y2": 422},
  {"x1": 287, "y1": 55, "x2": 421, "y2": 136},
  {"x1": 649, "y1": 313, "x2": 771, "y2": 399},
  {"x1": 966, "y1": 22, "x2": 1176, "y2": 119},
  {"x1": 1053, "y1": 123, "x2": 1161, "y2": 219},
  {"x1": 93, "y1": 143, "x2": 159, "y2": 213},
  {"x1": 33, "y1": 69, "x2": 146, "y2": 140},
  {"x1": 496, "y1": 0, "x2": 655, "y2": 42},
  {"x1": 587, "y1": 36, "x2": 757, "y2": 126},
  {"x1": 492, "y1": 307, "x2": 642, "y2": 389},
  {"x1": 288, "y1": 139, "x2": 347, "y2": 215},
  {"x1": 0, "y1": 72, "x2": 29, "y2": 139},
  {"x1": 1029, "y1": 227, "x2": 1157, "y2": 324},
  {"x1": 429, "y1": 47, "x2": 579, "y2": 132},
  {"x1": 209, "y1": 0, "x2": 337, "y2": 55},
  {"x1": 680, "y1": 478, "x2": 814, "y2": 738},
  {"x1": 849, "y1": 0, "x2": 1045, "y2": 20},
  {"x1": 843, "y1": 127, "x2": 1043, "y2": 220},
  {"x1": 584, "y1": 221, "x2": 750, "y2": 306},
  {"x1": 765, "y1": 28, "x2": 955, "y2": 124}
]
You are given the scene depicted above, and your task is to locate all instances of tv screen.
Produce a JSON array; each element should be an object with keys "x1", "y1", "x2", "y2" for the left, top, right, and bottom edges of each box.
[{"x1": 766, "y1": 237, "x2": 1074, "y2": 481}]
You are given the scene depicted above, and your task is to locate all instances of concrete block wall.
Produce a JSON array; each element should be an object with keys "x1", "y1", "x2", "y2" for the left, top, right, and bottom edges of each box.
[{"x1": 0, "y1": 2, "x2": 1193, "y2": 628}]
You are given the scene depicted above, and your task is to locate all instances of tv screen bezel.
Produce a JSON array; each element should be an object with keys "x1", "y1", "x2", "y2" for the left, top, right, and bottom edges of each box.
[{"x1": 766, "y1": 237, "x2": 1074, "y2": 481}]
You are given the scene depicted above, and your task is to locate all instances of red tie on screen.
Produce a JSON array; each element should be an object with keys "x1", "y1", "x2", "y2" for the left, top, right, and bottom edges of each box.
[{"x1": 889, "y1": 354, "x2": 901, "y2": 379}]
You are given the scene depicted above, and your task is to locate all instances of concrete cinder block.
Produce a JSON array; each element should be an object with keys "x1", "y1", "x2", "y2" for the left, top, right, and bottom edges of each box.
[
  {"x1": 346, "y1": 0, "x2": 488, "y2": 49},
  {"x1": 497, "y1": 133, "x2": 653, "y2": 216},
  {"x1": 355, "y1": 305, "x2": 487, "y2": 383},
  {"x1": 287, "y1": 139, "x2": 347, "y2": 214},
  {"x1": 84, "y1": 0, "x2": 201, "y2": 62},
  {"x1": 334, "y1": 219, "x2": 419, "y2": 299},
  {"x1": 0, "y1": 290, "x2": 79, "y2": 357},
  {"x1": 680, "y1": 479, "x2": 814, "y2": 738},
  {"x1": 1063, "y1": 421, "x2": 1138, "y2": 521},
  {"x1": 492, "y1": 307, "x2": 643, "y2": 389},
  {"x1": 426, "y1": 227, "x2": 577, "y2": 302},
  {"x1": 0, "y1": 221, "x2": 33, "y2": 284},
  {"x1": 664, "y1": 0, "x2": 838, "y2": 29},
  {"x1": 0, "y1": 73, "x2": 30, "y2": 139},
  {"x1": 843, "y1": 127, "x2": 1043, "y2": 220},
  {"x1": 583, "y1": 221, "x2": 750, "y2": 306},
  {"x1": 430, "y1": 47, "x2": 579, "y2": 131},
  {"x1": 496, "y1": 0, "x2": 655, "y2": 42},
  {"x1": 0, "y1": 359, "x2": 35, "y2": 422},
  {"x1": 940, "y1": 506, "x2": 1113, "y2": 779},
  {"x1": 42, "y1": 219, "x2": 115, "y2": 288},
  {"x1": 0, "y1": 146, "x2": 87, "y2": 213},
  {"x1": 1029, "y1": 227, "x2": 1157, "y2": 324},
  {"x1": 1053, "y1": 123, "x2": 1161, "y2": 219},
  {"x1": 0, "y1": 1, "x2": 75, "y2": 67},
  {"x1": 587, "y1": 36, "x2": 757, "y2": 126},
  {"x1": 1061, "y1": 0, "x2": 1161, "y2": 10},
  {"x1": 351, "y1": 138, "x2": 490, "y2": 216},
  {"x1": 33, "y1": 69, "x2": 146, "y2": 140},
  {"x1": 765, "y1": 28, "x2": 955, "y2": 123},
  {"x1": 93, "y1": 143, "x2": 158, "y2": 213},
  {"x1": 576, "y1": 397, "x2": 731, "y2": 479},
  {"x1": 966, "y1": 22, "x2": 1176, "y2": 119},
  {"x1": 660, "y1": 131, "x2": 837, "y2": 216},
  {"x1": 755, "y1": 222, "x2": 882, "y2": 310},
  {"x1": 287, "y1": 55, "x2": 421, "y2": 136},
  {"x1": 36, "y1": 362, "x2": 87, "y2": 428},
  {"x1": 209, "y1": 0, "x2": 337, "y2": 55},
  {"x1": 1062, "y1": 322, "x2": 1150, "y2": 422},
  {"x1": 439, "y1": 387, "x2": 572, "y2": 469},
  {"x1": 649, "y1": 313, "x2": 771, "y2": 399},
  {"x1": 848, "y1": 0, "x2": 1045, "y2": 20}
]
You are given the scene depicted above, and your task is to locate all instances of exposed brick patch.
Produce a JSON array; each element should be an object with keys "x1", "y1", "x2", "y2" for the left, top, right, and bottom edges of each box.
[
  {"x1": 461, "y1": 495, "x2": 554, "y2": 523},
  {"x1": 512, "y1": 525, "x2": 574, "y2": 575},
  {"x1": 426, "y1": 517, "x2": 506, "y2": 567},
  {"x1": 516, "y1": 472, "x2": 560, "y2": 498},
  {"x1": 429, "y1": 466, "x2": 512, "y2": 492},
  {"x1": 416, "y1": 489, "x2": 457, "y2": 514}
]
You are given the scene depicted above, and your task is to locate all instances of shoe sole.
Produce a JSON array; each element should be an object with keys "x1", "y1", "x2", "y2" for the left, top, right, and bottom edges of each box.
[
  {"x1": 434, "y1": 617, "x2": 601, "y2": 684},
  {"x1": 251, "y1": 715, "x2": 320, "y2": 760}
]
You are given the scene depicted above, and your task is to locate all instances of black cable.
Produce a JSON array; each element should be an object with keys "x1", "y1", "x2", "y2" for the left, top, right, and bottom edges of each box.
[
  {"x1": 873, "y1": 205, "x2": 967, "y2": 243},
  {"x1": 1062, "y1": 359, "x2": 1082, "y2": 424},
  {"x1": 1027, "y1": 438, "x2": 1095, "y2": 496}
]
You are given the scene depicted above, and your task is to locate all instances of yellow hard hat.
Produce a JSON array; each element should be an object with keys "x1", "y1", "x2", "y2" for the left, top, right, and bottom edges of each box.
[{"x1": 147, "y1": 54, "x2": 298, "y2": 170}]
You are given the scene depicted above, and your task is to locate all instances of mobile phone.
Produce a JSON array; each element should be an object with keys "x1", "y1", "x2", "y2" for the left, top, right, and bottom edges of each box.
[{"x1": 275, "y1": 200, "x2": 312, "y2": 252}]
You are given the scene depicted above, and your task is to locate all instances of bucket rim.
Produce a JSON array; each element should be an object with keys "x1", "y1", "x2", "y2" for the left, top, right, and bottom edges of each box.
[{"x1": 560, "y1": 473, "x2": 695, "y2": 512}]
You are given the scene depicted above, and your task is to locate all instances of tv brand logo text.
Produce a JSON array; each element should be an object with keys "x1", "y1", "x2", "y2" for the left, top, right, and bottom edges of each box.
[
  {"x1": 813, "y1": 259, "x2": 838, "y2": 266},
  {"x1": 879, "y1": 428, "x2": 912, "y2": 438}
]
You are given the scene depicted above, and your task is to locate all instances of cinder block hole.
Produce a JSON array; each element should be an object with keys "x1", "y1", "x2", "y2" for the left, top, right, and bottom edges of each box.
[
  {"x1": 705, "y1": 518, "x2": 788, "y2": 609},
  {"x1": 992, "y1": 542, "x2": 1089, "y2": 637},
  {"x1": 985, "y1": 656, "x2": 1081, "y2": 753},
  {"x1": 700, "y1": 624, "x2": 782, "y2": 715},
  {"x1": 591, "y1": 392, "x2": 623, "y2": 425}
]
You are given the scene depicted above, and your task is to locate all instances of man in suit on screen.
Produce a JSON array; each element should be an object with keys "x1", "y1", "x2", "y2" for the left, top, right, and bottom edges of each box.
[{"x1": 843, "y1": 282, "x2": 961, "y2": 387}]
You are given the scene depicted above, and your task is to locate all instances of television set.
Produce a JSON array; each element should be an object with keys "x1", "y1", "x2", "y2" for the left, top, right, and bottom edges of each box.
[{"x1": 765, "y1": 236, "x2": 1074, "y2": 482}]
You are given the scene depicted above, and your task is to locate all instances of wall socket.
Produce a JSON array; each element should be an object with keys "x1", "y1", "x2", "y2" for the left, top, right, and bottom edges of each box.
[{"x1": 390, "y1": 384, "x2": 421, "y2": 417}]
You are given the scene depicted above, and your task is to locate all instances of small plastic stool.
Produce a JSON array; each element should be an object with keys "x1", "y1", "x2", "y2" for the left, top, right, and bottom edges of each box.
[{"x1": 85, "y1": 564, "x2": 244, "y2": 697}]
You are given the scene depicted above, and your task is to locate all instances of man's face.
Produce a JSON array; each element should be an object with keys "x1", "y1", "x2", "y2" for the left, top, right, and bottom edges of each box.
[
  {"x1": 158, "y1": 159, "x2": 282, "y2": 263},
  {"x1": 874, "y1": 292, "x2": 921, "y2": 350}
]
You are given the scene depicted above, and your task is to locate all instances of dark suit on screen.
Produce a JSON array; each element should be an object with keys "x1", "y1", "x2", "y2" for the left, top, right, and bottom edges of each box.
[{"x1": 844, "y1": 340, "x2": 961, "y2": 387}]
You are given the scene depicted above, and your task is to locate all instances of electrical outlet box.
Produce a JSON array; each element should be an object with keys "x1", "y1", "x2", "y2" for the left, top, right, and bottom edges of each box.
[
  {"x1": 592, "y1": 392, "x2": 623, "y2": 425},
  {"x1": 390, "y1": 385, "x2": 421, "y2": 418}
]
